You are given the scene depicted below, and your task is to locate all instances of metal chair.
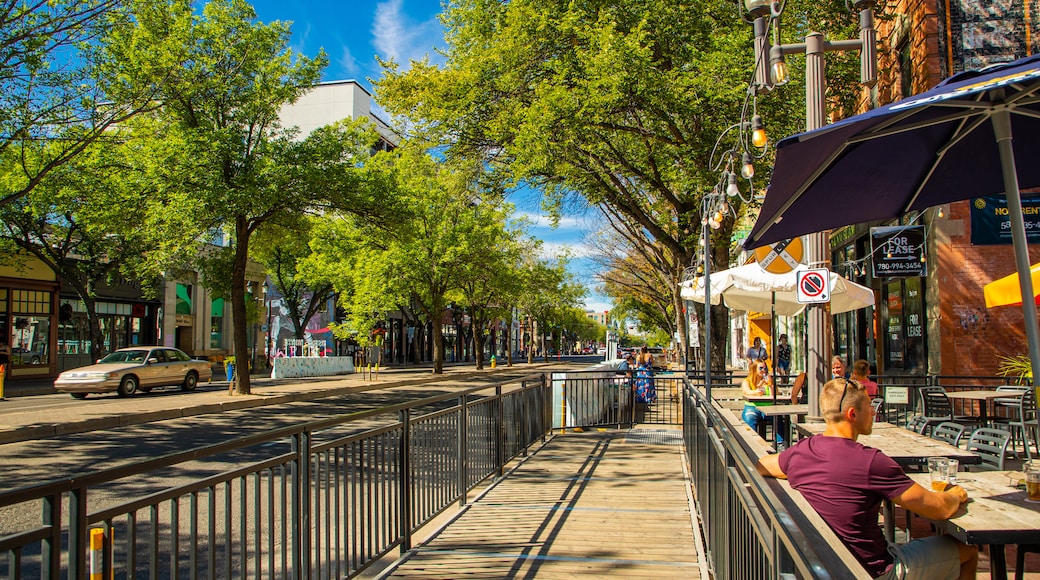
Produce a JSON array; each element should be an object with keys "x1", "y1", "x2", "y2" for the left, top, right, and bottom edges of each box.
[
  {"x1": 906, "y1": 415, "x2": 928, "y2": 434},
  {"x1": 1016, "y1": 543, "x2": 1040, "y2": 580},
  {"x1": 992, "y1": 389, "x2": 1039, "y2": 461},
  {"x1": 930, "y1": 421, "x2": 967, "y2": 448},
  {"x1": 965, "y1": 427, "x2": 1012, "y2": 470},
  {"x1": 918, "y1": 386, "x2": 954, "y2": 434},
  {"x1": 871, "y1": 397, "x2": 884, "y2": 422}
]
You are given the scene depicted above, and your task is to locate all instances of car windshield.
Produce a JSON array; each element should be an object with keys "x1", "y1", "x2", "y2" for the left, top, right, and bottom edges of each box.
[{"x1": 99, "y1": 350, "x2": 148, "y2": 364}]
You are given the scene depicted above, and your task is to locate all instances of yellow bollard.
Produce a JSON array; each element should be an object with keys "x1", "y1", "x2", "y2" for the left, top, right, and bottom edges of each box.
[
  {"x1": 90, "y1": 527, "x2": 104, "y2": 580},
  {"x1": 0, "y1": 363, "x2": 6, "y2": 400},
  {"x1": 491, "y1": 355, "x2": 497, "y2": 369}
]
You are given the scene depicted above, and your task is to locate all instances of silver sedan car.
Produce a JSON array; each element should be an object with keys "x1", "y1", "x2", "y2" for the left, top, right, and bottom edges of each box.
[{"x1": 54, "y1": 347, "x2": 213, "y2": 399}]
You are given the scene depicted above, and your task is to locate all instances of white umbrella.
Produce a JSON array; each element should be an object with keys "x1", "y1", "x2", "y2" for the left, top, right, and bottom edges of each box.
[{"x1": 680, "y1": 263, "x2": 875, "y2": 316}]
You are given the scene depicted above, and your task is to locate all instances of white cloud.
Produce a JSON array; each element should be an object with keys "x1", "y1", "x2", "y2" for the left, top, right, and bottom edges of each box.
[
  {"x1": 337, "y1": 45, "x2": 361, "y2": 77},
  {"x1": 516, "y1": 211, "x2": 582, "y2": 229},
  {"x1": 539, "y1": 241, "x2": 596, "y2": 259},
  {"x1": 372, "y1": 0, "x2": 445, "y2": 67}
]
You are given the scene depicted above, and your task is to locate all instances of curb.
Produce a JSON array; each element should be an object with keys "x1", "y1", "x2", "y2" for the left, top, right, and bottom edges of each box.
[{"x1": 0, "y1": 366, "x2": 550, "y2": 446}]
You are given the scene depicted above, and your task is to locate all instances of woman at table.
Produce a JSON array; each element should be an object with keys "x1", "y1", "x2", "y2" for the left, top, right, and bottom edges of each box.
[
  {"x1": 742, "y1": 361, "x2": 788, "y2": 450},
  {"x1": 851, "y1": 359, "x2": 879, "y2": 398}
]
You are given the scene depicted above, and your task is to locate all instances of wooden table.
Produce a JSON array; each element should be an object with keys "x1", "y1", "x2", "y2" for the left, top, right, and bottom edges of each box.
[
  {"x1": 944, "y1": 389, "x2": 1011, "y2": 423},
  {"x1": 793, "y1": 422, "x2": 980, "y2": 467},
  {"x1": 756, "y1": 404, "x2": 809, "y2": 448},
  {"x1": 909, "y1": 470, "x2": 1040, "y2": 579}
]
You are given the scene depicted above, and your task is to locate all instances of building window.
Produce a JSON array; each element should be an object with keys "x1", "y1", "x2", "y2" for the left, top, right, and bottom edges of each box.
[
  {"x1": 883, "y1": 277, "x2": 925, "y2": 374},
  {"x1": 11, "y1": 290, "x2": 52, "y2": 365},
  {"x1": 210, "y1": 298, "x2": 224, "y2": 349},
  {"x1": 897, "y1": 39, "x2": 913, "y2": 98}
]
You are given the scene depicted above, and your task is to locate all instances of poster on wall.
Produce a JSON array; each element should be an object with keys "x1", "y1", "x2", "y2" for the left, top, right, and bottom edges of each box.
[
  {"x1": 938, "y1": 0, "x2": 1040, "y2": 73},
  {"x1": 970, "y1": 195, "x2": 1040, "y2": 245},
  {"x1": 870, "y1": 226, "x2": 926, "y2": 278}
]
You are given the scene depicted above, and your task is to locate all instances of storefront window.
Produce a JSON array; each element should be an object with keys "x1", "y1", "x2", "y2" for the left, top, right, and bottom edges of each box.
[
  {"x1": 882, "y1": 277, "x2": 925, "y2": 374},
  {"x1": 210, "y1": 298, "x2": 224, "y2": 349},
  {"x1": 11, "y1": 290, "x2": 51, "y2": 365},
  {"x1": 904, "y1": 278, "x2": 925, "y2": 374}
]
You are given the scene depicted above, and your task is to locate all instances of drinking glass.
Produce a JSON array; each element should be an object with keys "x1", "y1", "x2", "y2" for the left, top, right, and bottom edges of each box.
[
  {"x1": 1026, "y1": 460, "x2": 1040, "y2": 503},
  {"x1": 927, "y1": 457, "x2": 949, "y2": 492},
  {"x1": 946, "y1": 459, "x2": 958, "y2": 485}
]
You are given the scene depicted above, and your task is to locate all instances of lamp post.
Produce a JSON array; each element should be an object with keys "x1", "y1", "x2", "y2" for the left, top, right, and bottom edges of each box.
[
  {"x1": 744, "y1": 0, "x2": 876, "y2": 417},
  {"x1": 263, "y1": 281, "x2": 272, "y2": 367}
]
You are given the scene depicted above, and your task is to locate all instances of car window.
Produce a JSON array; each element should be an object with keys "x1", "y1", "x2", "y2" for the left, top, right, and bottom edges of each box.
[
  {"x1": 166, "y1": 349, "x2": 191, "y2": 362},
  {"x1": 149, "y1": 349, "x2": 166, "y2": 363},
  {"x1": 126, "y1": 351, "x2": 147, "y2": 363}
]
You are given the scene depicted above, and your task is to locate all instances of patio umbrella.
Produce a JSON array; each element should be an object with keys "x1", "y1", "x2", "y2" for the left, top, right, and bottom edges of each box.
[
  {"x1": 680, "y1": 263, "x2": 875, "y2": 316},
  {"x1": 984, "y1": 262, "x2": 1040, "y2": 308},
  {"x1": 743, "y1": 53, "x2": 1040, "y2": 384}
]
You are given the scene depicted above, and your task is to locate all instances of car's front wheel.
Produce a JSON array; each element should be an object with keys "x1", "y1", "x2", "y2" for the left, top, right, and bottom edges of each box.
[
  {"x1": 117, "y1": 376, "x2": 138, "y2": 397},
  {"x1": 70, "y1": 393, "x2": 88, "y2": 399},
  {"x1": 181, "y1": 371, "x2": 198, "y2": 391}
]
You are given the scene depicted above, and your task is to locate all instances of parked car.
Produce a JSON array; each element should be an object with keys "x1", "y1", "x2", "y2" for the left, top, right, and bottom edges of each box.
[
  {"x1": 54, "y1": 347, "x2": 213, "y2": 399},
  {"x1": 647, "y1": 346, "x2": 668, "y2": 370},
  {"x1": 11, "y1": 346, "x2": 43, "y2": 364}
]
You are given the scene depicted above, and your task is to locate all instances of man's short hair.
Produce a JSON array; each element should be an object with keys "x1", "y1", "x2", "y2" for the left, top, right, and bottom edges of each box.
[
  {"x1": 820, "y1": 378, "x2": 868, "y2": 422},
  {"x1": 853, "y1": 359, "x2": 871, "y2": 377}
]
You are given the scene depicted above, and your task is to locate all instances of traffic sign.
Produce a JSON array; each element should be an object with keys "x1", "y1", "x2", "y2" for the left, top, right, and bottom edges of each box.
[
  {"x1": 754, "y1": 237, "x2": 804, "y2": 274},
  {"x1": 796, "y1": 268, "x2": 831, "y2": 304}
]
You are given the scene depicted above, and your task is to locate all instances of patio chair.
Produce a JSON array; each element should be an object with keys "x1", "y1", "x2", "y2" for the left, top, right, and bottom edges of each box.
[
  {"x1": 906, "y1": 415, "x2": 928, "y2": 434},
  {"x1": 919, "y1": 386, "x2": 978, "y2": 434},
  {"x1": 965, "y1": 427, "x2": 1012, "y2": 471},
  {"x1": 1017, "y1": 544, "x2": 1040, "y2": 580},
  {"x1": 871, "y1": 397, "x2": 884, "y2": 422},
  {"x1": 930, "y1": 422, "x2": 966, "y2": 448},
  {"x1": 991, "y1": 389, "x2": 1039, "y2": 461}
]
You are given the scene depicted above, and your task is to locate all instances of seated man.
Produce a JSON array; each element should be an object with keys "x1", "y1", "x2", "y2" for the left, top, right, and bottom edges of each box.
[{"x1": 756, "y1": 378, "x2": 977, "y2": 579}]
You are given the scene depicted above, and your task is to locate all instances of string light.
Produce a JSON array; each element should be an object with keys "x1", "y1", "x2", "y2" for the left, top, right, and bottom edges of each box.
[
  {"x1": 727, "y1": 172, "x2": 741, "y2": 197},
  {"x1": 741, "y1": 152, "x2": 755, "y2": 179},
  {"x1": 751, "y1": 115, "x2": 767, "y2": 148}
]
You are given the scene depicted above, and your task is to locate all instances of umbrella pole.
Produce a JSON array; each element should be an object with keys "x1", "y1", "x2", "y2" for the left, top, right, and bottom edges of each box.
[
  {"x1": 772, "y1": 292, "x2": 777, "y2": 404},
  {"x1": 993, "y1": 110, "x2": 1040, "y2": 395}
]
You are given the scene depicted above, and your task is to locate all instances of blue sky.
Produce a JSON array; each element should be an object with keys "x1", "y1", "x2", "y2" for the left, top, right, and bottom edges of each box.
[{"x1": 248, "y1": 0, "x2": 612, "y2": 312}]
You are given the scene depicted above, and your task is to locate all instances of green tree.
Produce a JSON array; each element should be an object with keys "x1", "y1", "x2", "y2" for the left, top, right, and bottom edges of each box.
[
  {"x1": 376, "y1": 0, "x2": 862, "y2": 371},
  {"x1": 516, "y1": 258, "x2": 585, "y2": 363},
  {"x1": 114, "y1": 0, "x2": 386, "y2": 394}
]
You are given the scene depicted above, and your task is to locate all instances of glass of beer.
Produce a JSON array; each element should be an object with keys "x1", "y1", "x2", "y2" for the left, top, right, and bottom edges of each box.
[
  {"x1": 927, "y1": 457, "x2": 949, "y2": 492},
  {"x1": 1026, "y1": 461, "x2": 1040, "y2": 503}
]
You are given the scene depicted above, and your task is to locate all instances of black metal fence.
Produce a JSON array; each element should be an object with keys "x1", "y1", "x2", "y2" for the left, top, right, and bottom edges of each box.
[
  {"x1": 0, "y1": 377, "x2": 550, "y2": 579},
  {"x1": 682, "y1": 380, "x2": 870, "y2": 579},
  {"x1": 550, "y1": 370, "x2": 685, "y2": 428}
]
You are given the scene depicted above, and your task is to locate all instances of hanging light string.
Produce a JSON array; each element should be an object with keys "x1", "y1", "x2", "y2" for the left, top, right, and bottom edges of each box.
[{"x1": 838, "y1": 208, "x2": 937, "y2": 277}]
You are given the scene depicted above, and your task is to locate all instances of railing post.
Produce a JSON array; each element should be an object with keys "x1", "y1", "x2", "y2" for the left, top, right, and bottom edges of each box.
[
  {"x1": 291, "y1": 431, "x2": 312, "y2": 579},
  {"x1": 495, "y1": 385, "x2": 505, "y2": 477},
  {"x1": 520, "y1": 381, "x2": 530, "y2": 456},
  {"x1": 68, "y1": 487, "x2": 87, "y2": 580},
  {"x1": 399, "y1": 408, "x2": 413, "y2": 552},
  {"x1": 458, "y1": 394, "x2": 468, "y2": 506},
  {"x1": 541, "y1": 374, "x2": 549, "y2": 442},
  {"x1": 42, "y1": 492, "x2": 61, "y2": 578}
]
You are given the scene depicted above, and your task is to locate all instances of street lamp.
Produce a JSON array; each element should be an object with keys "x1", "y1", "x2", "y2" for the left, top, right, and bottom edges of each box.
[
  {"x1": 263, "y1": 280, "x2": 272, "y2": 367},
  {"x1": 743, "y1": 0, "x2": 877, "y2": 418}
]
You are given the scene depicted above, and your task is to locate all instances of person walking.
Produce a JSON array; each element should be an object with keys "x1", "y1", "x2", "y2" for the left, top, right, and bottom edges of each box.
[
  {"x1": 746, "y1": 337, "x2": 768, "y2": 368},
  {"x1": 775, "y1": 334, "x2": 792, "y2": 384},
  {"x1": 0, "y1": 340, "x2": 9, "y2": 400}
]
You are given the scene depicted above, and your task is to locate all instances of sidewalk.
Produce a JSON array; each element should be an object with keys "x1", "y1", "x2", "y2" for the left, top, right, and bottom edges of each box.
[{"x1": 0, "y1": 361, "x2": 561, "y2": 446}]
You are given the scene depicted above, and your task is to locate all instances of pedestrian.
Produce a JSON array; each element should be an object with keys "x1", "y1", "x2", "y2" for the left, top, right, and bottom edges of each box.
[
  {"x1": 756, "y1": 378, "x2": 977, "y2": 579},
  {"x1": 776, "y1": 334, "x2": 792, "y2": 384},
  {"x1": 851, "y1": 359, "x2": 879, "y2": 397},
  {"x1": 0, "y1": 340, "x2": 9, "y2": 399},
  {"x1": 634, "y1": 346, "x2": 656, "y2": 404},
  {"x1": 746, "y1": 337, "x2": 768, "y2": 367}
]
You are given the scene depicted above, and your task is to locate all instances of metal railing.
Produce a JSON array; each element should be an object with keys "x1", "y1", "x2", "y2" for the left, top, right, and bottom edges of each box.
[
  {"x1": 682, "y1": 379, "x2": 869, "y2": 579},
  {"x1": 0, "y1": 376, "x2": 550, "y2": 579},
  {"x1": 551, "y1": 370, "x2": 685, "y2": 428}
]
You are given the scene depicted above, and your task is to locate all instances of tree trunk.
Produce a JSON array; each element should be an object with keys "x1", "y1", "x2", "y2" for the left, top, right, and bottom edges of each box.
[
  {"x1": 431, "y1": 317, "x2": 444, "y2": 374},
  {"x1": 506, "y1": 320, "x2": 513, "y2": 367},
  {"x1": 83, "y1": 294, "x2": 105, "y2": 360},
  {"x1": 473, "y1": 321, "x2": 485, "y2": 370},
  {"x1": 232, "y1": 216, "x2": 252, "y2": 395}
]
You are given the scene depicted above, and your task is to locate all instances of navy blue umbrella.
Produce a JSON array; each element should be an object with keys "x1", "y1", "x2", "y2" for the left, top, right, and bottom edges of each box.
[{"x1": 744, "y1": 54, "x2": 1040, "y2": 383}]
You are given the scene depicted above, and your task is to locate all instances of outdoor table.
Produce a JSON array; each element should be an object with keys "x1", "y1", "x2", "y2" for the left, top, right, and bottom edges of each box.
[
  {"x1": 908, "y1": 470, "x2": 1040, "y2": 580},
  {"x1": 756, "y1": 404, "x2": 809, "y2": 447},
  {"x1": 943, "y1": 389, "x2": 1010, "y2": 423}
]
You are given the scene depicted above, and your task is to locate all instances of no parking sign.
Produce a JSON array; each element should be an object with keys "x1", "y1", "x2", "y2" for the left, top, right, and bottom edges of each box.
[{"x1": 796, "y1": 268, "x2": 831, "y2": 304}]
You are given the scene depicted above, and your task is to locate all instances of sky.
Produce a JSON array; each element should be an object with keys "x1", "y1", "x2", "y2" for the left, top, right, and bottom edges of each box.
[{"x1": 246, "y1": 0, "x2": 613, "y2": 313}]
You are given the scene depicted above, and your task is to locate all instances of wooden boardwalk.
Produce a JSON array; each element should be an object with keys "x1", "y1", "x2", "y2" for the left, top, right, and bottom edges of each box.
[{"x1": 381, "y1": 427, "x2": 706, "y2": 579}]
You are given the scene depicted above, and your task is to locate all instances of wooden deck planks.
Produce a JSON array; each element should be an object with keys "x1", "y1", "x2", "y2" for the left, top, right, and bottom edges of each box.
[{"x1": 384, "y1": 428, "x2": 703, "y2": 579}]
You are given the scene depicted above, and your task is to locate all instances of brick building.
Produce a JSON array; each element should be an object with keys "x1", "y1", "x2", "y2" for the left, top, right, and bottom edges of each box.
[{"x1": 829, "y1": 0, "x2": 1040, "y2": 377}]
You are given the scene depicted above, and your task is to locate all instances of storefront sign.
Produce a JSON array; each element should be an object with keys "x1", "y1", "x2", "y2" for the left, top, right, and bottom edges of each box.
[
  {"x1": 885, "y1": 386, "x2": 909, "y2": 405},
  {"x1": 970, "y1": 195, "x2": 1040, "y2": 245},
  {"x1": 870, "y1": 226, "x2": 926, "y2": 278}
]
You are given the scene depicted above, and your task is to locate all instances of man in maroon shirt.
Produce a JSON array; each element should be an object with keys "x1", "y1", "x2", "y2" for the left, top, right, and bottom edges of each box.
[{"x1": 756, "y1": 378, "x2": 978, "y2": 579}]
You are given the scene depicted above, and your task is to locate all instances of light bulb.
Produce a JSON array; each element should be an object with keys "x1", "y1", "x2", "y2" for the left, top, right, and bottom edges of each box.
[
  {"x1": 721, "y1": 201, "x2": 729, "y2": 214},
  {"x1": 741, "y1": 152, "x2": 755, "y2": 179},
  {"x1": 920, "y1": 255, "x2": 927, "y2": 263},
  {"x1": 770, "y1": 46, "x2": 789, "y2": 86},
  {"x1": 714, "y1": 211, "x2": 724, "y2": 223},
  {"x1": 887, "y1": 252, "x2": 893, "y2": 259},
  {"x1": 751, "y1": 115, "x2": 767, "y2": 148},
  {"x1": 938, "y1": 207, "x2": 945, "y2": 218},
  {"x1": 727, "y1": 172, "x2": 740, "y2": 197}
]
